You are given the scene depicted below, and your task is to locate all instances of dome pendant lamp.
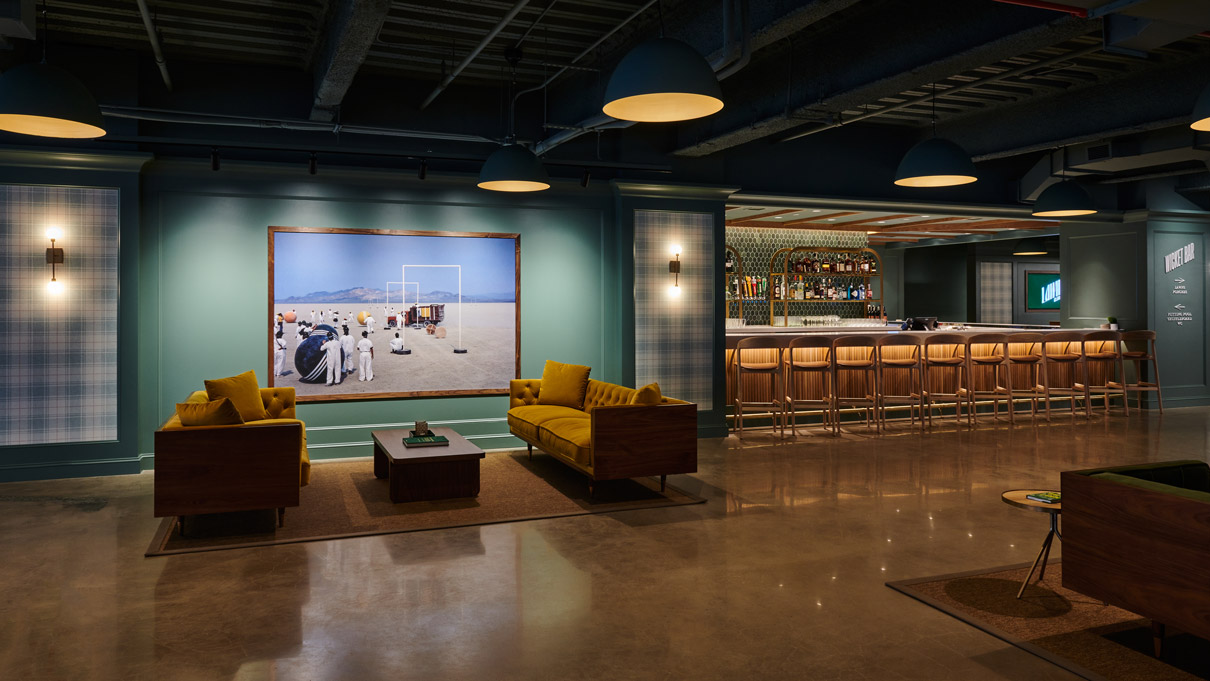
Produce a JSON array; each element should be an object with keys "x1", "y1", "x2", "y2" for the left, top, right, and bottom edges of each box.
[
  {"x1": 602, "y1": 38, "x2": 723, "y2": 122},
  {"x1": 477, "y1": 52, "x2": 549, "y2": 193},
  {"x1": 0, "y1": 6, "x2": 105, "y2": 138},
  {"x1": 1191, "y1": 80, "x2": 1210, "y2": 131},
  {"x1": 1031, "y1": 149, "x2": 1096, "y2": 218},
  {"x1": 477, "y1": 142, "x2": 550, "y2": 192},
  {"x1": 602, "y1": 1, "x2": 722, "y2": 123},
  {"x1": 894, "y1": 83, "x2": 976, "y2": 187}
]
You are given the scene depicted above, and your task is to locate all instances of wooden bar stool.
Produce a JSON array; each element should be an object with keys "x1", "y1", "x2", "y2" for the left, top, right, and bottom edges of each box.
[
  {"x1": 1080, "y1": 330, "x2": 1128, "y2": 416},
  {"x1": 784, "y1": 335, "x2": 836, "y2": 436},
  {"x1": 733, "y1": 336, "x2": 787, "y2": 437},
  {"x1": 1040, "y1": 331, "x2": 1089, "y2": 419},
  {"x1": 874, "y1": 334, "x2": 925, "y2": 431},
  {"x1": 966, "y1": 333, "x2": 1014, "y2": 424},
  {"x1": 831, "y1": 335, "x2": 879, "y2": 435},
  {"x1": 1120, "y1": 330, "x2": 1163, "y2": 412},
  {"x1": 923, "y1": 333, "x2": 971, "y2": 427},
  {"x1": 1006, "y1": 332, "x2": 1047, "y2": 420}
]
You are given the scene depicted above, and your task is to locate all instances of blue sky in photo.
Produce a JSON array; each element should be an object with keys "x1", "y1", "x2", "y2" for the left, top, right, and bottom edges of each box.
[{"x1": 274, "y1": 231, "x2": 515, "y2": 298}]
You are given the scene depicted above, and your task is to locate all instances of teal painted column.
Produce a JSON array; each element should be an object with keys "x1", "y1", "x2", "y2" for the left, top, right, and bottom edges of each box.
[
  {"x1": 611, "y1": 181, "x2": 740, "y2": 438},
  {"x1": 0, "y1": 149, "x2": 151, "y2": 481}
]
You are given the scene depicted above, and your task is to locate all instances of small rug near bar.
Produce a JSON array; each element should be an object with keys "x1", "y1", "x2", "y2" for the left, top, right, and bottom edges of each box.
[
  {"x1": 146, "y1": 451, "x2": 704, "y2": 556},
  {"x1": 887, "y1": 563, "x2": 1210, "y2": 681}
]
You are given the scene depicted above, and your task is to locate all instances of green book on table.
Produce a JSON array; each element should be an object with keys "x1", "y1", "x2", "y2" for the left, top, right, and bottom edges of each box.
[
  {"x1": 403, "y1": 435, "x2": 450, "y2": 448},
  {"x1": 1026, "y1": 491, "x2": 1061, "y2": 504}
]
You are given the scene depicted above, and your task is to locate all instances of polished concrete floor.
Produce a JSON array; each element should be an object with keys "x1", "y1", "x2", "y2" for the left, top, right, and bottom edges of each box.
[{"x1": 2, "y1": 407, "x2": 1207, "y2": 681}]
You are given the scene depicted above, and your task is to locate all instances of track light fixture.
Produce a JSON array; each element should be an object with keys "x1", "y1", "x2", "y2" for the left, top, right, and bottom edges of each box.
[
  {"x1": 580, "y1": 169, "x2": 591, "y2": 188},
  {"x1": 894, "y1": 83, "x2": 977, "y2": 188},
  {"x1": 210, "y1": 147, "x2": 220, "y2": 171},
  {"x1": 309, "y1": 152, "x2": 317, "y2": 175},
  {"x1": 418, "y1": 159, "x2": 427, "y2": 180}
]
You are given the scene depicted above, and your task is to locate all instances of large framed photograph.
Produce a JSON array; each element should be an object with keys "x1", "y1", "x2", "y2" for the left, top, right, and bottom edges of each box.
[{"x1": 268, "y1": 226, "x2": 520, "y2": 402}]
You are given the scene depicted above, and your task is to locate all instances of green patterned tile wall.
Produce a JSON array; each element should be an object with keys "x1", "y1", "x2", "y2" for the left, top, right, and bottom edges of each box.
[{"x1": 725, "y1": 227, "x2": 870, "y2": 325}]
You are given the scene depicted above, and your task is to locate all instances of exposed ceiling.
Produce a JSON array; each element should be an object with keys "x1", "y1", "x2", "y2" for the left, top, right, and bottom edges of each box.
[
  {"x1": 724, "y1": 205, "x2": 1057, "y2": 244},
  {"x1": 4, "y1": 0, "x2": 1210, "y2": 205}
]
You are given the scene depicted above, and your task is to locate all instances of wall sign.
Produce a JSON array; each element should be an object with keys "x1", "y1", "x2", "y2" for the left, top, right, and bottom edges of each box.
[{"x1": 1157, "y1": 236, "x2": 1201, "y2": 331}]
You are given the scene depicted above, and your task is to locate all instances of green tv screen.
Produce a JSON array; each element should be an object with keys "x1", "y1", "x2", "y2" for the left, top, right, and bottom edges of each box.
[{"x1": 1026, "y1": 272, "x2": 1060, "y2": 310}]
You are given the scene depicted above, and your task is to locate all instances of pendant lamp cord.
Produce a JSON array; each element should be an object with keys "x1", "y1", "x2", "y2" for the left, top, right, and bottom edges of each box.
[
  {"x1": 40, "y1": 0, "x2": 48, "y2": 64},
  {"x1": 657, "y1": 0, "x2": 665, "y2": 38},
  {"x1": 931, "y1": 82, "x2": 937, "y2": 137}
]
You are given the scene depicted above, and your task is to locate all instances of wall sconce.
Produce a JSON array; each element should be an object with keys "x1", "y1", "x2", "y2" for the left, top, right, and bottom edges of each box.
[
  {"x1": 46, "y1": 226, "x2": 64, "y2": 294},
  {"x1": 668, "y1": 244, "x2": 682, "y2": 297}
]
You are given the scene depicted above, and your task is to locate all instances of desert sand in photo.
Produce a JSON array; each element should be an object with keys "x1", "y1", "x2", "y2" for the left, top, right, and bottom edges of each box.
[{"x1": 270, "y1": 303, "x2": 516, "y2": 398}]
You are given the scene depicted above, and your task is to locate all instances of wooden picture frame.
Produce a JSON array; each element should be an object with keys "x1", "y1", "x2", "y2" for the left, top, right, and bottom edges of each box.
[{"x1": 268, "y1": 226, "x2": 521, "y2": 402}]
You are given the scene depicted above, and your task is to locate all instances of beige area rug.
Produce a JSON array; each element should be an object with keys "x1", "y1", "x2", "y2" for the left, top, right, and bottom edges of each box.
[
  {"x1": 888, "y1": 563, "x2": 1210, "y2": 681},
  {"x1": 146, "y1": 451, "x2": 704, "y2": 556}
]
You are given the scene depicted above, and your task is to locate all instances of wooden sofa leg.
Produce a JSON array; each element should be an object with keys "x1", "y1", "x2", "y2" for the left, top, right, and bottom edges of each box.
[
  {"x1": 1152, "y1": 621, "x2": 1165, "y2": 658},
  {"x1": 527, "y1": 443, "x2": 533, "y2": 460},
  {"x1": 278, "y1": 507, "x2": 285, "y2": 528},
  {"x1": 660, "y1": 474, "x2": 667, "y2": 493},
  {"x1": 588, "y1": 482, "x2": 595, "y2": 498}
]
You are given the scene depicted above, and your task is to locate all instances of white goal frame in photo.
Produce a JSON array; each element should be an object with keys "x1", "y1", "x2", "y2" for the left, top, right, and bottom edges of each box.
[{"x1": 401, "y1": 264, "x2": 466, "y2": 353}]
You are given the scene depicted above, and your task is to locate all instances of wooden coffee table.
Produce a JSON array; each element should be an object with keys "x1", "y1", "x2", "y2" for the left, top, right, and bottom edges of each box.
[{"x1": 372, "y1": 427, "x2": 485, "y2": 503}]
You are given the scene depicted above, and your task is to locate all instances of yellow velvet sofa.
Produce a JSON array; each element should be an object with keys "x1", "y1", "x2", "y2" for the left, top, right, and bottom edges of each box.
[
  {"x1": 507, "y1": 378, "x2": 697, "y2": 492},
  {"x1": 154, "y1": 387, "x2": 311, "y2": 527}
]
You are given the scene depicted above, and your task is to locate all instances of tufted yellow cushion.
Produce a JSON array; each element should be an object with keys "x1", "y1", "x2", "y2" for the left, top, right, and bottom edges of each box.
[
  {"x1": 537, "y1": 360, "x2": 591, "y2": 410},
  {"x1": 260, "y1": 387, "x2": 296, "y2": 419},
  {"x1": 509, "y1": 379, "x2": 542, "y2": 408},
  {"x1": 507, "y1": 404, "x2": 587, "y2": 442},
  {"x1": 583, "y1": 379, "x2": 637, "y2": 412},
  {"x1": 631, "y1": 382, "x2": 663, "y2": 406},
  {"x1": 538, "y1": 417, "x2": 593, "y2": 469},
  {"x1": 176, "y1": 397, "x2": 245, "y2": 427},
  {"x1": 205, "y1": 370, "x2": 268, "y2": 422}
]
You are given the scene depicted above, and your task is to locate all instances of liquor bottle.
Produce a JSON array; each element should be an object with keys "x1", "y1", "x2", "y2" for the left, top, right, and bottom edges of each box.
[
  {"x1": 725, "y1": 250, "x2": 734, "y2": 274},
  {"x1": 867, "y1": 285, "x2": 874, "y2": 300},
  {"x1": 869, "y1": 256, "x2": 878, "y2": 274},
  {"x1": 860, "y1": 254, "x2": 870, "y2": 274},
  {"x1": 858, "y1": 283, "x2": 866, "y2": 301}
]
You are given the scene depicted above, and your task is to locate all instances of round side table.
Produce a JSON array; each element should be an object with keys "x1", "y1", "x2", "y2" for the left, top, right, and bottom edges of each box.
[{"x1": 1002, "y1": 489, "x2": 1061, "y2": 599}]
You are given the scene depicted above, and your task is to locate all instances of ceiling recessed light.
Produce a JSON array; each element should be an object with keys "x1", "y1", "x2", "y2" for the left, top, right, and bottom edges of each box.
[
  {"x1": 812, "y1": 210, "x2": 822, "y2": 213},
  {"x1": 877, "y1": 221, "x2": 886, "y2": 223}
]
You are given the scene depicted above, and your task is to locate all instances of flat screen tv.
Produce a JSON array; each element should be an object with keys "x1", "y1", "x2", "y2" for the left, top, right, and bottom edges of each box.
[{"x1": 1025, "y1": 271, "x2": 1061, "y2": 311}]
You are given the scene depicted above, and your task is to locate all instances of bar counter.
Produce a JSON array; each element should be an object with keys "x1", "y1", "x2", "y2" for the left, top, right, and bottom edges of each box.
[{"x1": 725, "y1": 323, "x2": 1116, "y2": 423}]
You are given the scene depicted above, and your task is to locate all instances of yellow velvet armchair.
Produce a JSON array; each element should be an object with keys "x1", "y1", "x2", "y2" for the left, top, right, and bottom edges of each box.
[{"x1": 154, "y1": 387, "x2": 310, "y2": 527}]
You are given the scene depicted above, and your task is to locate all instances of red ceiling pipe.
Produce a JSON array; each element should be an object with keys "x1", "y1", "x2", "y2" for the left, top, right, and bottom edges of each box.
[{"x1": 991, "y1": 0, "x2": 1089, "y2": 17}]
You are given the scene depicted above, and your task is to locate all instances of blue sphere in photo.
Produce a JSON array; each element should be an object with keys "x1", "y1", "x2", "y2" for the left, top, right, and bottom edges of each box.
[{"x1": 294, "y1": 327, "x2": 345, "y2": 383}]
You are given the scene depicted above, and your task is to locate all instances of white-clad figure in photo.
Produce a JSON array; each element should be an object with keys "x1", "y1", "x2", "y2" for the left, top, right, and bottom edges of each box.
[
  {"x1": 341, "y1": 328, "x2": 356, "y2": 375},
  {"x1": 365, "y1": 314, "x2": 375, "y2": 335},
  {"x1": 295, "y1": 323, "x2": 306, "y2": 342},
  {"x1": 310, "y1": 309, "x2": 317, "y2": 324},
  {"x1": 321, "y1": 333, "x2": 342, "y2": 386},
  {"x1": 389, "y1": 332, "x2": 404, "y2": 354},
  {"x1": 274, "y1": 331, "x2": 288, "y2": 376},
  {"x1": 357, "y1": 331, "x2": 374, "y2": 381}
]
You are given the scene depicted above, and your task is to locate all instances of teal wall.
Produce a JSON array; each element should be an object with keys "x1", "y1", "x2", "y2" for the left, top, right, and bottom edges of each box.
[
  {"x1": 903, "y1": 243, "x2": 970, "y2": 321},
  {"x1": 137, "y1": 160, "x2": 622, "y2": 464},
  {"x1": 1060, "y1": 220, "x2": 1148, "y2": 332},
  {"x1": 1146, "y1": 213, "x2": 1210, "y2": 408}
]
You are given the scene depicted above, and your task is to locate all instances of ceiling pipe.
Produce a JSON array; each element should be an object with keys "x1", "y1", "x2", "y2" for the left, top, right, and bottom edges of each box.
[
  {"x1": 135, "y1": 0, "x2": 173, "y2": 91},
  {"x1": 991, "y1": 0, "x2": 1150, "y2": 20},
  {"x1": 99, "y1": 105, "x2": 500, "y2": 144},
  {"x1": 419, "y1": 0, "x2": 531, "y2": 110},
  {"x1": 535, "y1": 0, "x2": 750, "y2": 157},
  {"x1": 780, "y1": 44, "x2": 1103, "y2": 143}
]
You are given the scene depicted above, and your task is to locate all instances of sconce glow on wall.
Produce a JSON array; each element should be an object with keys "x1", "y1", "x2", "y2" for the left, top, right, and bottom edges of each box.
[
  {"x1": 46, "y1": 226, "x2": 64, "y2": 294},
  {"x1": 668, "y1": 244, "x2": 682, "y2": 297}
]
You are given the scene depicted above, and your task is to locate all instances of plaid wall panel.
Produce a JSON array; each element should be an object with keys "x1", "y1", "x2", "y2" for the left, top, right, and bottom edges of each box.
[
  {"x1": 978, "y1": 261, "x2": 1012, "y2": 324},
  {"x1": 0, "y1": 185, "x2": 119, "y2": 446},
  {"x1": 634, "y1": 210, "x2": 714, "y2": 410},
  {"x1": 726, "y1": 226, "x2": 869, "y2": 325}
]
